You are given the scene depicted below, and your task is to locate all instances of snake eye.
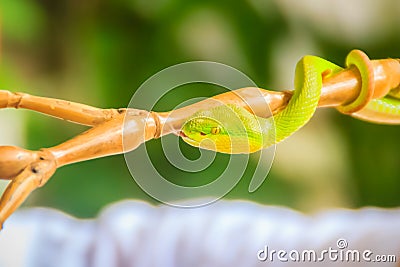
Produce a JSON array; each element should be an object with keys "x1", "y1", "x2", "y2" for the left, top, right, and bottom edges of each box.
[{"x1": 210, "y1": 127, "x2": 220, "y2": 134}]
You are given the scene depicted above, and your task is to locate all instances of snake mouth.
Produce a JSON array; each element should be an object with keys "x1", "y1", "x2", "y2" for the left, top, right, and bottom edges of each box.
[
  {"x1": 178, "y1": 130, "x2": 200, "y2": 146},
  {"x1": 178, "y1": 131, "x2": 188, "y2": 138}
]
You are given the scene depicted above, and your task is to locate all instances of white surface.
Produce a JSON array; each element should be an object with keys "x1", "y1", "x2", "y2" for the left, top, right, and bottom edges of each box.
[{"x1": 0, "y1": 200, "x2": 399, "y2": 267}]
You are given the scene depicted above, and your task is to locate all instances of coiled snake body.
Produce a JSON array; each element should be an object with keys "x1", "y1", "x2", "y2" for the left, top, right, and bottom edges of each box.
[{"x1": 180, "y1": 50, "x2": 399, "y2": 153}]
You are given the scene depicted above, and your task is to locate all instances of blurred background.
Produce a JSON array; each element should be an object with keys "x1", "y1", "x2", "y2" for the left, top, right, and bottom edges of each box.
[{"x1": 1, "y1": 0, "x2": 400, "y2": 219}]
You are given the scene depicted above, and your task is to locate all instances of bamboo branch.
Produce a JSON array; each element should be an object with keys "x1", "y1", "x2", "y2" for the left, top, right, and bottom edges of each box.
[{"x1": 0, "y1": 56, "x2": 399, "y2": 228}]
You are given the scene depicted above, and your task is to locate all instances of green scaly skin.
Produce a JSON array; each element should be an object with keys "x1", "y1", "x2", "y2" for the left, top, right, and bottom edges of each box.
[
  {"x1": 351, "y1": 97, "x2": 400, "y2": 124},
  {"x1": 180, "y1": 55, "x2": 342, "y2": 154},
  {"x1": 180, "y1": 50, "x2": 399, "y2": 154}
]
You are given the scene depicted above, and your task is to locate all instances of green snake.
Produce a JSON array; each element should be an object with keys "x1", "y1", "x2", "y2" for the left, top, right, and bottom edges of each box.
[{"x1": 180, "y1": 50, "x2": 399, "y2": 154}]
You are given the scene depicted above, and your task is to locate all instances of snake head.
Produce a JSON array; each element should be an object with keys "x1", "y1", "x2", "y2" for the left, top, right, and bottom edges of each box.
[
  {"x1": 180, "y1": 115, "x2": 224, "y2": 151},
  {"x1": 180, "y1": 104, "x2": 265, "y2": 154}
]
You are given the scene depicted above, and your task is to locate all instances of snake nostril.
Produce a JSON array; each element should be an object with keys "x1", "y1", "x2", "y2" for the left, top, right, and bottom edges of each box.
[{"x1": 200, "y1": 132, "x2": 206, "y2": 136}]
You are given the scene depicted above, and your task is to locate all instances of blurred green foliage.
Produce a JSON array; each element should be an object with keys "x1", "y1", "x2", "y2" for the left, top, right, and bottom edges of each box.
[{"x1": 1, "y1": 0, "x2": 400, "y2": 218}]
